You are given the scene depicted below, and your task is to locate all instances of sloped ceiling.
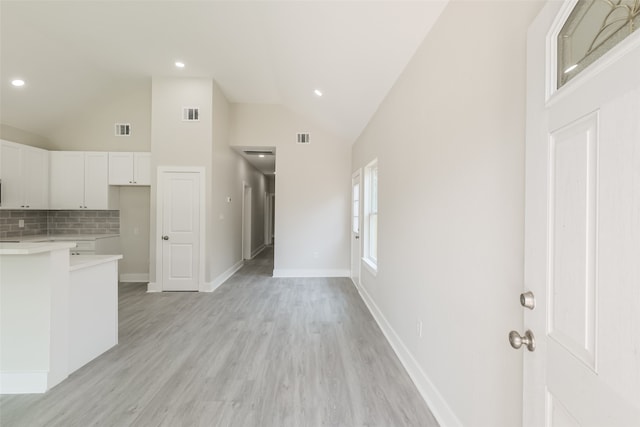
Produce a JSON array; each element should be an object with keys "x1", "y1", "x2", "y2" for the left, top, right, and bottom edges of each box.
[{"x1": 1, "y1": 1, "x2": 447, "y2": 143}]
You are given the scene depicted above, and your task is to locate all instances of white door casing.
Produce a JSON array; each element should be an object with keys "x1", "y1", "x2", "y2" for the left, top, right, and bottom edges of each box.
[
  {"x1": 524, "y1": 2, "x2": 640, "y2": 426},
  {"x1": 156, "y1": 168, "x2": 204, "y2": 292},
  {"x1": 351, "y1": 170, "x2": 362, "y2": 288},
  {"x1": 242, "y1": 184, "x2": 252, "y2": 260}
]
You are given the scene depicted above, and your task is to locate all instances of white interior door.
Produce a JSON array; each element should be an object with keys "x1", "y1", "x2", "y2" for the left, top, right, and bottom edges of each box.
[
  {"x1": 161, "y1": 171, "x2": 200, "y2": 291},
  {"x1": 350, "y1": 170, "x2": 361, "y2": 287},
  {"x1": 524, "y1": 2, "x2": 640, "y2": 426}
]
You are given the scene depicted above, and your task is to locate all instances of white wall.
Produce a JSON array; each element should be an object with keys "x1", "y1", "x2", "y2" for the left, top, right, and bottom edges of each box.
[
  {"x1": 351, "y1": 1, "x2": 543, "y2": 426},
  {"x1": 118, "y1": 186, "x2": 150, "y2": 281},
  {"x1": 211, "y1": 82, "x2": 266, "y2": 284},
  {"x1": 230, "y1": 104, "x2": 351, "y2": 277},
  {"x1": 40, "y1": 78, "x2": 152, "y2": 280},
  {"x1": 46, "y1": 78, "x2": 151, "y2": 152},
  {"x1": 149, "y1": 77, "x2": 213, "y2": 286},
  {"x1": 150, "y1": 77, "x2": 267, "y2": 288},
  {"x1": 0, "y1": 124, "x2": 51, "y2": 149}
]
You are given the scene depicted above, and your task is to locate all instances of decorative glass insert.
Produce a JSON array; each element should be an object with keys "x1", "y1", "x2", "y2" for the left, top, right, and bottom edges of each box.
[{"x1": 558, "y1": 0, "x2": 640, "y2": 88}]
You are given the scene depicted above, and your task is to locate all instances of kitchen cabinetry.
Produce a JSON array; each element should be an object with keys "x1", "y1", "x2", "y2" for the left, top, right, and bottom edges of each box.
[
  {"x1": 108, "y1": 152, "x2": 151, "y2": 185},
  {"x1": 49, "y1": 151, "x2": 119, "y2": 210},
  {"x1": 0, "y1": 140, "x2": 49, "y2": 209}
]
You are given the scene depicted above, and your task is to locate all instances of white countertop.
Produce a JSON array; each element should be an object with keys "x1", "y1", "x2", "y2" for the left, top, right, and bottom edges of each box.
[
  {"x1": 0, "y1": 241, "x2": 77, "y2": 255},
  {"x1": 0, "y1": 234, "x2": 119, "y2": 243},
  {"x1": 69, "y1": 254, "x2": 123, "y2": 271}
]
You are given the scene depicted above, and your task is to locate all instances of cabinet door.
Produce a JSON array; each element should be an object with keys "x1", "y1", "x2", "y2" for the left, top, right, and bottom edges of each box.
[
  {"x1": 50, "y1": 151, "x2": 85, "y2": 209},
  {"x1": 0, "y1": 141, "x2": 23, "y2": 208},
  {"x1": 22, "y1": 147, "x2": 49, "y2": 209},
  {"x1": 108, "y1": 152, "x2": 134, "y2": 185},
  {"x1": 133, "y1": 152, "x2": 151, "y2": 185},
  {"x1": 84, "y1": 152, "x2": 110, "y2": 209}
]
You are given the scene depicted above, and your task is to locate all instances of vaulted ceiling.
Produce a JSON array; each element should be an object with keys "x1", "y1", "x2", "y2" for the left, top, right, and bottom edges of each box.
[{"x1": 1, "y1": 1, "x2": 447, "y2": 143}]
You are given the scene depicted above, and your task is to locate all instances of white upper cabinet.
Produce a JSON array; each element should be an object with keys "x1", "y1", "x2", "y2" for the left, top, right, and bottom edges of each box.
[
  {"x1": 50, "y1": 151, "x2": 119, "y2": 210},
  {"x1": 108, "y1": 152, "x2": 151, "y2": 186},
  {"x1": 0, "y1": 140, "x2": 49, "y2": 209}
]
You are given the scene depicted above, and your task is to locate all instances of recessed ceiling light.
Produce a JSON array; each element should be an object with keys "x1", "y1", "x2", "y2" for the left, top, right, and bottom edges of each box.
[
  {"x1": 259, "y1": 154, "x2": 265, "y2": 158},
  {"x1": 175, "y1": 61, "x2": 185, "y2": 68},
  {"x1": 11, "y1": 79, "x2": 25, "y2": 87},
  {"x1": 314, "y1": 89, "x2": 323, "y2": 97}
]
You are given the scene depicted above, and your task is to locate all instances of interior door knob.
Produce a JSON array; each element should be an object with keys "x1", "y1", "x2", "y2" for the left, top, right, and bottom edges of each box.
[
  {"x1": 509, "y1": 330, "x2": 536, "y2": 351},
  {"x1": 162, "y1": 235, "x2": 169, "y2": 241}
]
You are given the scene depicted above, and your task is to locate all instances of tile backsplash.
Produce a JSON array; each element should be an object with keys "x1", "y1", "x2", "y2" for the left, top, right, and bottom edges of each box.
[{"x1": 0, "y1": 210, "x2": 120, "y2": 239}]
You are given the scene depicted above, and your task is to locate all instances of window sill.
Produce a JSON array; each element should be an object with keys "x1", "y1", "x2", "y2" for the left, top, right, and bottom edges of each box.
[{"x1": 362, "y1": 257, "x2": 378, "y2": 277}]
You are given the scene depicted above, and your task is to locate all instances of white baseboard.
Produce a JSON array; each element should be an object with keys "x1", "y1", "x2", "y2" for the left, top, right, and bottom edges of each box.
[
  {"x1": 146, "y1": 282, "x2": 161, "y2": 293},
  {"x1": 119, "y1": 273, "x2": 149, "y2": 283},
  {"x1": 250, "y1": 244, "x2": 266, "y2": 259},
  {"x1": 201, "y1": 260, "x2": 244, "y2": 292},
  {"x1": 1, "y1": 371, "x2": 48, "y2": 394},
  {"x1": 354, "y1": 280, "x2": 463, "y2": 427},
  {"x1": 272, "y1": 269, "x2": 350, "y2": 278}
]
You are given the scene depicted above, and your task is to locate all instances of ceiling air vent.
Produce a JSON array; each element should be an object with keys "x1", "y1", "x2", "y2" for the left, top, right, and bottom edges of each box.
[
  {"x1": 115, "y1": 123, "x2": 131, "y2": 136},
  {"x1": 182, "y1": 107, "x2": 200, "y2": 121},
  {"x1": 297, "y1": 132, "x2": 310, "y2": 144}
]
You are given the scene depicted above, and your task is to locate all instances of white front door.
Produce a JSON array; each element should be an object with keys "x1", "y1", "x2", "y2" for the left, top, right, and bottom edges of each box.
[
  {"x1": 350, "y1": 170, "x2": 361, "y2": 287},
  {"x1": 524, "y1": 2, "x2": 640, "y2": 425},
  {"x1": 161, "y1": 171, "x2": 201, "y2": 291}
]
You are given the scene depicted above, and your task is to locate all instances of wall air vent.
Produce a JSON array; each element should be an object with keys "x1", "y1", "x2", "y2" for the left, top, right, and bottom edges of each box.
[
  {"x1": 115, "y1": 123, "x2": 131, "y2": 136},
  {"x1": 297, "y1": 132, "x2": 310, "y2": 144},
  {"x1": 182, "y1": 107, "x2": 200, "y2": 121}
]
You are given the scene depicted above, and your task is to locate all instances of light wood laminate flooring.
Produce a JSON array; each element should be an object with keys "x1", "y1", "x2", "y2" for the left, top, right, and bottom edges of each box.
[{"x1": 0, "y1": 247, "x2": 439, "y2": 426}]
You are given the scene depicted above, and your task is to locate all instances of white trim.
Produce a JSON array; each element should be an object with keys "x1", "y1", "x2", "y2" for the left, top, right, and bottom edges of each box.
[
  {"x1": 146, "y1": 282, "x2": 161, "y2": 293},
  {"x1": 363, "y1": 159, "x2": 378, "y2": 270},
  {"x1": 351, "y1": 169, "x2": 362, "y2": 288},
  {"x1": 0, "y1": 371, "x2": 49, "y2": 394},
  {"x1": 155, "y1": 166, "x2": 206, "y2": 292},
  {"x1": 201, "y1": 260, "x2": 244, "y2": 293},
  {"x1": 119, "y1": 273, "x2": 149, "y2": 283},
  {"x1": 251, "y1": 244, "x2": 266, "y2": 259},
  {"x1": 362, "y1": 257, "x2": 378, "y2": 277},
  {"x1": 354, "y1": 280, "x2": 463, "y2": 427},
  {"x1": 272, "y1": 269, "x2": 350, "y2": 278}
]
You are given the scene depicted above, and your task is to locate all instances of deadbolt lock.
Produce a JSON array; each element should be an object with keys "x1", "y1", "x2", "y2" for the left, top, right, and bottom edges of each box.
[{"x1": 520, "y1": 291, "x2": 535, "y2": 310}]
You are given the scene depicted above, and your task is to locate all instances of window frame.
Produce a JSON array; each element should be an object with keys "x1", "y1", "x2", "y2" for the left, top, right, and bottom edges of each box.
[{"x1": 363, "y1": 159, "x2": 378, "y2": 274}]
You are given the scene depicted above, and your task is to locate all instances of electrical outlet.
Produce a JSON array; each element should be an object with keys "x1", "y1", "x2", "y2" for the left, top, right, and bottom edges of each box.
[{"x1": 18, "y1": 219, "x2": 24, "y2": 228}]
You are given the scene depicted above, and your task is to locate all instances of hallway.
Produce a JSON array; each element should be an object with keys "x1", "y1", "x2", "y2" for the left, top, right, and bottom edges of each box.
[{"x1": 0, "y1": 247, "x2": 438, "y2": 426}]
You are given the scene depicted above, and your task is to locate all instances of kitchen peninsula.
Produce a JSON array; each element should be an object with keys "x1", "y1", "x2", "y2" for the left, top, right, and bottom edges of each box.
[{"x1": 0, "y1": 241, "x2": 122, "y2": 394}]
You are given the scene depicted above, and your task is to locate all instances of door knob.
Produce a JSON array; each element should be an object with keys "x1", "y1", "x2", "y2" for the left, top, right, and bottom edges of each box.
[
  {"x1": 162, "y1": 235, "x2": 169, "y2": 241},
  {"x1": 509, "y1": 330, "x2": 536, "y2": 351}
]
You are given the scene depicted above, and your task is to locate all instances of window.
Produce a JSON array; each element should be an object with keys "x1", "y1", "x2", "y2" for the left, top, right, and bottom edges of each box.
[
  {"x1": 363, "y1": 159, "x2": 378, "y2": 272},
  {"x1": 352, "y1": 181, "x2": 360, "y2": 234},
  {"x1": 558, "y1": 0, "x2": 640, "y2": 88}
]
